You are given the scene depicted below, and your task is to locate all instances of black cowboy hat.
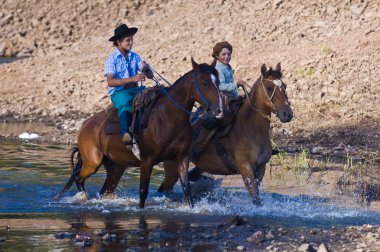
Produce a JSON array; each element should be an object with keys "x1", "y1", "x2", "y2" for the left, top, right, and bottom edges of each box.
[{"x1": 109, "y1": 24, "x2": 138, "y2": 41}]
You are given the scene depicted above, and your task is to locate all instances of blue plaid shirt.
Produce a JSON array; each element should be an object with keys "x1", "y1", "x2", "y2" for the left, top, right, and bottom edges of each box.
[{"x1": 104, "y1": 48, "x2": 143, "y2": 95}]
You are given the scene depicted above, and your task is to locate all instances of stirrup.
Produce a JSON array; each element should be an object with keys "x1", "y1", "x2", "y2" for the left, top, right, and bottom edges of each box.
[{"x1": 122, "y1": 133, "x2": 133, "y2": 145}]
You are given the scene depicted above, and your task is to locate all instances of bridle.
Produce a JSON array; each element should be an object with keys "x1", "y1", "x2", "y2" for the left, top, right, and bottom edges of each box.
[{"x1": 241, "y1": 76, "x2": 286, "y2": 121}]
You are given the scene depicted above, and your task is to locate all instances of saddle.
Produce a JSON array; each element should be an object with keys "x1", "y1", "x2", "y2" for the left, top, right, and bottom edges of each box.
[{"x1": 104, "y1": 86, "x2": 162, "y2": 135}]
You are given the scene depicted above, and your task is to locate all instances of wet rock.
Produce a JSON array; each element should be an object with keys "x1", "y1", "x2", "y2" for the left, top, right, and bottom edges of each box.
[
  {"x1": 317, "y1": 243, "x2": 328, "y2": 252},
  {"x1": 310, "y1": 146, "x2": 325, "y2": 155},
  {"x1": 102, "y1": 233, "x2": 117, "y2": 241},
  {"x1": 247, "y1": 230, "x2": 265, "y2": 244},
  {"x1": 226, "y1": 215, "x2": 247, "y2": 227},
  {"x1": 74, "y1": 234, "x2": 93, "y2": 247},
  {"x1": 298, "y1": 243, "x2": 313, "y2": 252},
  {"x1": 73, "y1": 241, "x2": 84, "y2": 247},
  {"x1": 265, "y1": 230, "x2": 275, "y2": 240},
  {"x1": 237, "y1": 245, "x2": 245, "y2": 251},
  {"x1": 102, "y1": 233, "x2": 110, "y2": 240},
  {"x1": 94, "y1": 229, "x2": 106, "y2": 236},
  {"x1": 54, "y1": 232, "x2": 73, "y2": 239}
]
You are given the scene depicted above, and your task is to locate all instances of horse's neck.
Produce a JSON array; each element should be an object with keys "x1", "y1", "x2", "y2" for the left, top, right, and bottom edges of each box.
[
  {"x1": 161, "y1": 72, "x2": 195, "y2": 122},
  {"x1": 235, "y1": 78, "x2": 271, "y2": 140}
]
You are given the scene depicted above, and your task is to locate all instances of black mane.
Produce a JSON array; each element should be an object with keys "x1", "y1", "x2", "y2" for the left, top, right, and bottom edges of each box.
[
  {"x1": 199, "y1": 63, "x2": 219, "y2": 78},
  {"x1": 267, "y1": 67, "x2": 282, "y2": 78}
]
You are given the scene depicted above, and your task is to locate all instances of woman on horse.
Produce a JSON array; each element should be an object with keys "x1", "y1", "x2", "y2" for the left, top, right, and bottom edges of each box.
[
  {"x1": 211, "y1": 41, "x2": 247, "y2": 97},
  {"x1": 192, "y1": 41, "x2": 247, "y2": 161},
  {"x1": 104, "y1": 23, "x2": 152, "y2": 147}
]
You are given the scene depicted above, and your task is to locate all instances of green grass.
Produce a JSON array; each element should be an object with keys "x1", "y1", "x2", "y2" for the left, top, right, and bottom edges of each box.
[
  {"x1": 294, "y1": 148, "x2": 311, "y2": 184},
  {"x1": 296, "y1": 67, "x2": 316, "y2": 78},
  {"x1": 320, "y1": 44, "x2": 332, "y2": 56}
]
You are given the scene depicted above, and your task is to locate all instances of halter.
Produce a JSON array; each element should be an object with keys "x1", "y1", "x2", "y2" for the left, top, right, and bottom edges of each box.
[{"x1": 242, "y1": 76, "x2": 285, "y2": 121}]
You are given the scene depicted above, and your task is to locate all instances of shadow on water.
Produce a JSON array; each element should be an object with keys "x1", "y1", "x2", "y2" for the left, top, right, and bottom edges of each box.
[{"x1": 0, "y1": 139, "x2": 380, "y2": 251}]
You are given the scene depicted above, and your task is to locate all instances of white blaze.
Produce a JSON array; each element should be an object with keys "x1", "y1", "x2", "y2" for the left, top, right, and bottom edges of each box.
[
  {"x1": 211, "y1": 73, "x2": 223, "y2": 118},
  {"x1": 273, "y1": 79, "x2": 282, "y2": 87}
]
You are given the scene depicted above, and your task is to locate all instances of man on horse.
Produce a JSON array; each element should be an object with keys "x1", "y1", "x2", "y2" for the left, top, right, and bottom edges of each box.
[{"x1": 104, "y1": 23, "x2": 152, "y2": 147}]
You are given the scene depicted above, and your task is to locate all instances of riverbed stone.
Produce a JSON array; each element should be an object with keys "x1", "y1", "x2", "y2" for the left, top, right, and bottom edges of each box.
[
  {"x1": 237, "y1": 245, "x2": 245, "y2": 251},
  {"x1": 298, "y1": 243, "x2": 313, "y2": 252},
  {"x1": 317, "y1": 243, "x2": 328, "y2": 252},
  {"x1": 247, "y1": 230, "x2": 265, "y2": 244}
]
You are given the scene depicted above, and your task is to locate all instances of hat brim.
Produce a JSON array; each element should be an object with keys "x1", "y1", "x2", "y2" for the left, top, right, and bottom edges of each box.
[{"x1": 109, "y1": 27, "x2": 138, "y2": 41}]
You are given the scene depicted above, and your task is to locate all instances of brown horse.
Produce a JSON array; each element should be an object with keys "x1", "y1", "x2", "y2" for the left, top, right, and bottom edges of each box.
[
  {"x1": 159, "y1": 63, "x2": 293, "y2": 205},
  {"x1": 56, "y1": 58, "x2": 224, "y2": 208}
]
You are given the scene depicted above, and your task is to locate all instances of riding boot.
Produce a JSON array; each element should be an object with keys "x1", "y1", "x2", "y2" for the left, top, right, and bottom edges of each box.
[{"x1": 119, "y1": 111, "x2": 133, "y2": 146}]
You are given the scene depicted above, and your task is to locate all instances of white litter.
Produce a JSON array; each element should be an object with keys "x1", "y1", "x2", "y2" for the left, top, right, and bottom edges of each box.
[{"x1": 18, "y1": 132, "x2": 40, "y2": 139}]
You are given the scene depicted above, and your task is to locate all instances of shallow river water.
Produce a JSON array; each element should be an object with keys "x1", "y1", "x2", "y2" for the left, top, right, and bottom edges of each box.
[{"x1": 0, "y1": 139, "x2": 379, "y2": 251}]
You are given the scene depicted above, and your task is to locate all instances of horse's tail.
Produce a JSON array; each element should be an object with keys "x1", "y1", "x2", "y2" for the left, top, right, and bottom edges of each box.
[
  {"x1": 70, "y1": 146, "x2": 80, "y2": 172},
  {"x1": 54, "y1": 146, "x2": 82, "y2": 198}
]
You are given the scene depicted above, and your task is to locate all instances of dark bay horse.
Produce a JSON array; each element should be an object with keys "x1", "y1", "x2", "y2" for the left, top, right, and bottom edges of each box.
[
  {"x1": 57, "y1": 58, "x2": 223, "y2": 208},
  {"x1": 159, "y1": 63, "x2": 293, "y2": 204}
]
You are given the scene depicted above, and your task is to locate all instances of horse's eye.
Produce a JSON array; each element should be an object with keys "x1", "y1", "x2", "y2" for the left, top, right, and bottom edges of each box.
[{"x1": 202, "y1": 81, "x2": 208, "y2": 86}]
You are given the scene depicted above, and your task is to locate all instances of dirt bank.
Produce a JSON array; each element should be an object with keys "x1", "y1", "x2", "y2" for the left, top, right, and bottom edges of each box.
[{"x1": 1, "y1": 0, "x2": 379, "y2": 149}]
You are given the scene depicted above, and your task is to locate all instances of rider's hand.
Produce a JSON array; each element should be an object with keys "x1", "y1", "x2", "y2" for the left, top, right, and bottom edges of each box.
[
  {"x1": 133, "y1": 73, "x2": 145, "y2": 82},
  {"x1": 237, "y1": 79, "x2": 247, "y2": 87},
  {"x1": 141, "y1": 60, "x2": 147, "y2": 68}
]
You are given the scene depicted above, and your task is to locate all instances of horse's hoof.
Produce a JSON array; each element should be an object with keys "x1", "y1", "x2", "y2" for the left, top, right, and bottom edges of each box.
[
  {"x1": 252, "y1": 197, "x2": 262, "y2": 206},
  {"x1": 54, "y1": 193, "x2": 62, "y2": 199},
  {"x1": 73, "y1": 191, "x2": 88, "y2": 202}
]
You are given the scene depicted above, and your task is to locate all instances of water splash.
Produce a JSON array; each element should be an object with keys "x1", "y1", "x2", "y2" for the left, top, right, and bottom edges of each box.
[{"x1": 55, "y1": 179, "x2": 380, "y2": 227}]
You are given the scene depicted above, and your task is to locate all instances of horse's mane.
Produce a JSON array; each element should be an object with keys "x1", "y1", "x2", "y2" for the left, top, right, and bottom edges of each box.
[
  {"x1": 170, "y1": 63, "x2": 218, "y2": 87},
  {"x1": 199, "y1": 63, "x2": 219, "y2": 79}
]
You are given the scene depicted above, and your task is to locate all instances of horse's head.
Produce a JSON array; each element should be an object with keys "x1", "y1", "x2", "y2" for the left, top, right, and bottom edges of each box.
[
  {"x1": 259, "y1": 63, "x2": 293, "y2": 122},
  {"x1": 191, "y1": 57, "x2": 224, "y2": 119}
]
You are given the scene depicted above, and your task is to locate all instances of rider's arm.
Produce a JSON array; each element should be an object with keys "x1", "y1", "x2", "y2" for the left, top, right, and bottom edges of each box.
[{"x1": 106, "y1": 74, "x2": 144, "y2": 87}]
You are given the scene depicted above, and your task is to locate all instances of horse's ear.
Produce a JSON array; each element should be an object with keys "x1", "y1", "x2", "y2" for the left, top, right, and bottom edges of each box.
[
  {"x1": 275, "y1": 62, "x2": 281, "y2": 72},
  {"x1": 261, "y1": 64, "x2": 267, "y2": 77},
  {"x1": 191, "y1": 57, "x2": 200, "y2": 72}
]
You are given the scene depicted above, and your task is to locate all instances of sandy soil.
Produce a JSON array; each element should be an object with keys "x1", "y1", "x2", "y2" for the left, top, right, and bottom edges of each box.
[{"x1": 0, "y1": 0, "x2": 379, "y2": 148}]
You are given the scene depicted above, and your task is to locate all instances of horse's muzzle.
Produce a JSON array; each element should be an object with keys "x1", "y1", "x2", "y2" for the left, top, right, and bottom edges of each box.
[
  {"x1": 276, "y1": 106, "x2": 293, "y2": 123},
  {"x1": 215, "y1": 108, "x2": 224, "y2": 119}
]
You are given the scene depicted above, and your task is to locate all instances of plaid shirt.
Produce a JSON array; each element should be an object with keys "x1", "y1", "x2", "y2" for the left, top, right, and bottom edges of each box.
[{"x1": 104, "y1": 48, "x2": 143, "y2": 95}]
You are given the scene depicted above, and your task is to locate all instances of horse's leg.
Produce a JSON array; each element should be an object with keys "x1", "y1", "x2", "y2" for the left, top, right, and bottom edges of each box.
[
  {"x1": 254, "y1": 163, "x2": 266, "y2": 185},
  {"x1": 139, "y1": 158, "x2": 154, "y2": 208},
  {"x1": 100, "y1": 158, "x2": 127, "y2": 196},
  {"x1": 158, "y1": 160, "x2": 179, "y2": 193},
  {"x1": 176, "y1": 156, "x2": 194, "y2": 208},
  {"x1": 188, "y1": 167, "x2": 214, "y2": 182},
  {"x1": 240, "y1": 164, "x2": 261, "y2": 205},
  {"x1": 76, "y1": 150, "x2": 103, "y2": 193}
]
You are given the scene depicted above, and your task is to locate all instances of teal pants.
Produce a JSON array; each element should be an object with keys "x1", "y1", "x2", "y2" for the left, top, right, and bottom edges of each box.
[{"x1": 111, "y1": 86, "x2": 145, "y2": 116}]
